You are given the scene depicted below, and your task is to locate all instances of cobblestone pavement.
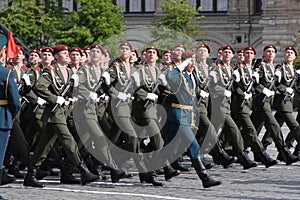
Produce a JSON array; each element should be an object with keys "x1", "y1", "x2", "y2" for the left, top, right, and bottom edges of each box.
[{"x1": 1, "y1": 127, "x2": 300, "y2": 200}]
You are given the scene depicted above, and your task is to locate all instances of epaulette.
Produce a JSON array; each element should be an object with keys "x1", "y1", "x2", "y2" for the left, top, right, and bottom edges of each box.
[
  {"x1": 21, "y1": 65, "x2": 28, "y2": 71},
  {"x1": 260, "y1": 62, "x2": 266, "y2": 67},
  {"x1": 239, "y1": 63, "x2": 245, "y2": 68},
  {"x1": 217, "y1": 63, "x2": 222, "y2": 69},
  {"x1": 113, "y1": 60, "x2": 121, "y2": 67},
  {"x1": 47, "y1": 65, "x2": 56, "y2": 70},
  {"x1": 33, "y1": 66, "x2": 41, "y2": 71},
  {"x1": 5, "y1": 65, "x2": 13, "y2": 70}
]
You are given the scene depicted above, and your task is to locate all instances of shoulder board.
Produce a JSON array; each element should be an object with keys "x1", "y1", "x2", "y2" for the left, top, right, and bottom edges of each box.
[
  {"x1": 47, "y1": 65, "x2": 56, "y2": 70},
  {"x1": 217, "y1": 64, "x2": 222, "y2": 69},
  {"x1": 239, "y1": 63, "x2": 245, "y2": 68},
  {"x1": 21, "y1": 65, "x2": 28, "y2": 71},
  {"x1": 33, "y1": 66, "x2": 41, "y2": 71},
  {"x1": 261, "y1": 62, "x2": 266, "y2": 67}
]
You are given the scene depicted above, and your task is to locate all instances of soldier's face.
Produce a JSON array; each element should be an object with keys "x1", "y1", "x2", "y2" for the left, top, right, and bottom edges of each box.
[
  {"x1": 171, "y1": 47, "x2": 185, "y2": 61},
  {"x1": 29, "y1": 52, "x2": 41, "y2": 64},
  {"x1": 90, "y1": 48, "x2": 103, "y2": 62},
  {"x1": 263, "y1": 48, "x2": 276, "y2": 62},
  {"x1": 145, "y1": 49, "x2": 158, "y2": 64},
  {"x1": 70, "y1": 51, "x2": 81, "y2": 65},
  {"x1": 12, "y1": 51, "x2": 25, "y2": 64},
  {"x1": 236, "y1": 53, "x2": 245, "y2": 62},
  {"x1": 222, "y1": 49, "x2": 233, "y2": 62},
  {"x1": 119, "y1": 45, "x2": 131, "y2": 59},
  {"x1": 129, "y1": 51, "x2": 138, "y2": 63},
  {"x1": 162, "y1": 52, "x2": 172, "y2": 64},
  {"x1": 196, "y1": 47, "x2": 209, "y2": 61},
  {"x1": 244, "y1": 50, "x2": 255, "y2": 64},
  {"x1": 285, "y1": 50, "x2": 296, "y2": 63},
  {"x1": 55, "y1": 50, "x2": 70, "y2": 65},
  {"x1": 42, "y1": 52, "x2": 54, "y2": 65},
  {"x1": 185, "y1": 55, "x2": 196, "y2": 72}
]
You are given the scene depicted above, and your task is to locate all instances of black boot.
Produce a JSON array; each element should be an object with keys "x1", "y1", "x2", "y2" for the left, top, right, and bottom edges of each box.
[
  {"x1": 237, "y1": 151, "x2": 257, "y2": 170},
  {"x1": 210, "y1": 145, "x2": 236, "y2": 168},
  {"x1": 23, "y1": 166, "x2": 45, "y2": 187},
  {"x1": 259, "y1": 150, "x2": 277, "y2": 168},
  {"x1": 60, "y1": 163, "x2": 80, "y2": 184},
  {"x1": 0, "y1": 169, "x2": 16, "y2": 185},
  {"x1": 163, "y1": 165, "x2": 180, "y2": 181},
  {"x1": 77, "y1": 163, "x2": 99, "y2": 185},
  {"x1": 7, "y1": 159, "x2": 24, "y2": 179},
  {"x1": 84, "y1": 155, "x2": 100, "y2": 176},
  {"x1": 139, "y1": 171, "x2": 164, "y2": 187},
  {"x1": 110, "y1": 168, "x2": 126, "y2": 183},
  {"x1": 190, "y1": 158, "x2": 221, "y2": 188},
  {"x1": 171, "y1": 157, "x2": 191, "y2": 172},
  {"x1": 280, "y1": 147, "x2": 299, "y2": 165},
  {"x1": 293, "y1": 144, "x2": 300, "y2": 158},
  {"x1": 201, "y1": 157, "x2": 214, "y2": 169}
]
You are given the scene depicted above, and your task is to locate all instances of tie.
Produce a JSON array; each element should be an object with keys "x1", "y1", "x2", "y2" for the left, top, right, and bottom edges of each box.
[
  {"x1": 149, "y1": 66, "x2": 156, "y2": 80},
  {"x1": 60, "y1": 67, "x2": 68, "y2": 83}
]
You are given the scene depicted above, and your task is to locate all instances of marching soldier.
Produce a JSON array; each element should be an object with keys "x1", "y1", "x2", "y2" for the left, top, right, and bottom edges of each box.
[
  {"x1": 165, "y1": 50, "x2": 221, "y2": 188},
  {"x1": 251, "y1": 45, "x2": 299, "y2": 165},
  {"x1": 0, "y1": 47, "x2": 21, "y2": 185},
  {"x1": 23, "y1": 44, "x2": 99, "y2": 187},
  {"x1": 231, "y1": 46, "x2": 277, "y2": 168}
]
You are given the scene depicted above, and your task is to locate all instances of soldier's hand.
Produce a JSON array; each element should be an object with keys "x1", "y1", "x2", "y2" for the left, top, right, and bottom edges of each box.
[
  {"x1": 71, "y1": 74, "x2": 79, "y2": 87},
  {"x1": 101, "y1": 71, "x2": 111, "y2": 85},
  {"x1": 56, "y1": 96, "x2": 65, "y2": 106},
  {"x1": 233, "y1": 70, "x2": 240, "y2": 82},
  {"x1": 146, "y1": 93, "x2": 158, "y2": 101},
  {"x1": 224, "y1": 90, "x2": 232, "y2": 98},
  {"x1": 88, "y1": 92, "x2": 98, "y2": 101},
  {"x1": 117, "y1": 92, "x2": 129, "y2": 101},
  {"x1": 158, "y1": 73, "x2": 167, "y2": 86},
  {"x1": 262, "y1": 88, "x2": 274, "y2": 97},
  {"x1": 200, "y1": 90, "x2": 209, "y2": 98},
  {"x1": 37, "y1": 97, "x2": 47, "y2": 106},
  {"x1": 243, "y1": 92, "x2": 252, "y2": 100},
  {"x1": 274, "y1": 70, "x2": 282, "y2": 82},
  {"x1": 22, "y1": 74, "x2": 31, "y2": 86},
  {"x1": 252, "y1": 71, "x2": 259, "y2": 83},
  {"x1": 286, "y1": 87, "x2": 294, "y2": 94}
]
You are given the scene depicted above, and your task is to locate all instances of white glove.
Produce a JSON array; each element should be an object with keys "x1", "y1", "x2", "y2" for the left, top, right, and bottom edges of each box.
[
  {"x1": 224, "y1": 90, "x2": 232, "y2": 98},
  {"x1": 158, "y1": 73, "x2": 167, "y2": 86},
  {"x1": 117, "y1": 92, "x2": 130, "y2": 101},
  {"x1": 88, "y1": 92, "x2": 98, "y2": 101},
  {"x1": 177, "y1": 58, "x2": 192, "y2": 71},
  {"x1": 56, "y1": 96, "x2": 65, "y2": 106},
  {"x1": 146, "y1": 93, "x2": 158, "y2": 101},
  {"x1": 68, "y1": 97, "x2": 78, "y2": 103},
  {"x1": 274, "y1": 70, "x2": 281, "y2": 83},
  {"x1": 64, "y1": 100, "x2": 70, "y2": 106},
  {"x1": 22, "y1": 74, "x2": 31, "y2": 86},
  {"x1": 209, "y1": 71, "x2": 217, "y2": 84},
  {"x1": 262, "y1": 88, "x2": 275, "y2": 97},
  {"x1": 252, "y1": 71, "x2": 259, "y2": 83},
  {"x1": 101, "y1": 71, "x2": 110, "y2": 85},
  {"x1": 243, "y1": 92, "x2": 252, "y2": 100},
  {"x1": 296, "y1": 69, "x2": 300, "y2": 75},
  {"x1": 286, "y1": 87, "x2": 294, "y2": 94},
  {"x1": 200, "y1": 90, "x2": 209, "y2": 98},
  {"x1": 233, "y1": 70, "x2": 240, "y2": 82},
  {"x1": 37, "y1": 97, "x2": 47, "y2": 106},
  {"x1": 71, "y1": 74, "x2": 79, "y2": 87}
]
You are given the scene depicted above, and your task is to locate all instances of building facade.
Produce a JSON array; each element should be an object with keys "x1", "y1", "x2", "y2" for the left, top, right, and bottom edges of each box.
[{"x1": 117, "y1": 0, "x2": 300, "y2": 61}]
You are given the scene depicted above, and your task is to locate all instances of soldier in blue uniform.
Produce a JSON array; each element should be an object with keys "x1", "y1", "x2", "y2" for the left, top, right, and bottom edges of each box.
[
  {"x1": 0, "y1": 47, "x2": 21, "y2": 185},
  {"x1": 164, "y1": 50, "x2": 221, "y2": 188}
]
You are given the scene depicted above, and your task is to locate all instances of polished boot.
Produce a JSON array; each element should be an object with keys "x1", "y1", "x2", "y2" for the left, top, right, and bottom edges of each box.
[
  {"x1": 259, "y1": 150, "x2": 277, "y2": 168},
  {"x1": 23, "y1": 166, "x2": 45, "y2": 187},
  {"x1": 190, "y1": 158, "x2": 221, "y2": 188},
  {"x1": 163, "y1": 165, "x2": 180, "y2": 181},
  {"x1": 139, "y1": 171, "x2": 164, "y2": 187},
  {"x1": 171, "y1": 157, "x2": 191, "y2": 172},
  {"x1": 210, "y1": 145, "x2": 236, "y2": 168},
  {"x1": 0, "y1": 169, "x2": 16, "y2": 185},
  {"x1": 84, "y1": 155, "x2": 99, "y2": 176},
  {"x1": 110, "y1": 168, "x2": 126, "y2": 183},
  {"x1": 60, "y1": 163, "x2": 80, "y2": 184},
  {"x1": 237, "y1": 151, "x2": 257, "y2": 170},
  {"x1": 7, "y1": 159, "x2": 24, "y2": 179},
  {"x1": 280, "y1": 147, "x2": 299, "y2": 165},
  {"x1": 293, "y1": 144, "x2": 300, "y2": 158},
  {"x1": 77, "y1": 163, "x2": 99, "y2": 185},
  {"x1": 201, "y1": 157, "x2": 214, "y2": 169}
]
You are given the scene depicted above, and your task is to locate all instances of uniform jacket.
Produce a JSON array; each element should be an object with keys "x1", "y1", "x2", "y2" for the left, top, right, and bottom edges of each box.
[
  {"x1": 0, "y1": 64, "x2": 21, "y2": 129},
  {"x1": 34, "y1": 62, "x2": 73, "y2": 124}
]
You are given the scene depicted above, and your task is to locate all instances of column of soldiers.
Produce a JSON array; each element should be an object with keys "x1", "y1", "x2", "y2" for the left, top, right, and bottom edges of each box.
[{"x1": 1, "y1": 41, "x2": 300, "y2": 190}]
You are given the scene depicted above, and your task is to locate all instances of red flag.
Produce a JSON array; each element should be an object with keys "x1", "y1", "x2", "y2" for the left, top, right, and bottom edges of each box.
[{"x1": 6, "y1": 31, "x2": 20, "y2": 58}]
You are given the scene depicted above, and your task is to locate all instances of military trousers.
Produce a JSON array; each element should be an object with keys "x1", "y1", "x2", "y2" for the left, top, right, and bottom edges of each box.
[{"x1": 0, "y1": 129, "x2": 10, "y2": 169}]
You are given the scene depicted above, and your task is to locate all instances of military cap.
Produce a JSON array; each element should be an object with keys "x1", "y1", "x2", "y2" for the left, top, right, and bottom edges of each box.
[
  {"x1": 145, "y1": 46, "x2": 160, "y2": 57},
  {"x1": 285, "y1": 45, "x2": 298, "y2": 56},
  {"x1": 70, "y1": 47, "x2": 81, "y2": 53},
  {"x1": 244, "y1": 46, "x2": 256, "y2": 55},
  {"x1": 41, "y1": 47, "x2": 54, "y2": 55},
  {"x1": 103, "y1": 48, "x2": 111, "y2": 58},
  {"x1": 119, "y1": 41, "x2": 132, "y2": 50},
  {"x1": 237, "y1": 49, "x2": 244, "y2": 54},
  {"x1": 172, "y1": 44, "x2": 186, "y2": 51},
  {"x1": 163, "y1": 50, "x2": 171, "y2": 55},
  {"x1": 131, "y1": 48, "x2": 138, "y2": 57},
  {"x1": 197, "y1": 44, "x2": 210, "y2": 54},
  {"x1": 80, "y1": 49, "x2": 87, "y2": 57},
  {"x1": 222, "y1": 45, "x2": 235, "y2": 54},
  {"x1": 263, "y1": 44, "x2": 277, "y2": 53},
  {"x1": 17, "y1": 45, "x2": 26, "y2": 55},
  {"x1": 89, "y1": 44, "x2": 102, "y2": 50},
  {"x1": 29, "y1": 49, "x2": 42, "y2": 58},
  {"x1": 217, "y1": 47, "x2": 223, "y2": 52},
  {"x1": 53, "y1": 44, "x2": 69, "y2": 55},
  {"x1": 182, "y1": 50, "x2": 196, "y2": 60}
]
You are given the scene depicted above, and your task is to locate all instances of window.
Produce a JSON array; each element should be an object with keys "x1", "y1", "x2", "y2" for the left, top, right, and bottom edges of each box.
[
  {"x1": 115, "y1": 0, "x2": 155, "y2": 13},
  {"x1": 255, "y1": 0, "x2": 266, "y2": 13},
  {"x1": 195, "y1": 0, "x2": 228, "y2": 13}
]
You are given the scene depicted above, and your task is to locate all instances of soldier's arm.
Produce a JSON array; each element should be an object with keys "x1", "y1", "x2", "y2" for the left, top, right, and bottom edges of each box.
[{"x1": 7, "y1": 70, "x2": 21, "y2": 118}]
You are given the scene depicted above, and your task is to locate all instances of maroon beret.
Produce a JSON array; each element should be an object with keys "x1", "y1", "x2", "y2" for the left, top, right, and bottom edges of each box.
[
  {"x1": 53, "y1": 44, "x2": 69, "y2": 55},
  {"x1": 263, "y1": 44, "x2": 277, "y2": 53},
  {"x1": 145, "y1": 46, "x2": 160, "y2": 57},
  {"x1": 237, "y1": 49, "x2": 244, "y2": 54},
  {"x1": 131, "y1": 48, "x2": 139, "y2": 58},
  {"x1": 172, "y1": 44, "x2": 186, "y2": 51},
  {"x1": 17, "y1": 45, "x2": 26, "y2": 55},
  {"x1": 119, "y1": 41, "x2": 132, "y2": 50},
  {"x1": 197, "y1": 44, "x2": 210, "y2": 54},
  {"x1": 222, "y1": 45, "x2": 235, "y2": 54},
  {"x1": 244, "y1": 46, "x2": 256, "y2": 55},
  {"x1": 217, "y1": 47, "x2": 223, "y2": 52},
  {"x1": 29, "y1": 49, "x2": 42, "y2": 58},
  {"x1": 285, "y1": 45, "x2": 298, "y2": 56},
  {"x1": 182, "y1": 50, "x2": 196, "y2": 60},
  {"x1": 103, "y1": 48, "x2": 111, "y2": 58},
  {"x1": 41, "y1": 47, "x2": 53, "y2": 55},
  {"x1": 163, "y1": 50, "x2": 171, "y2": 55},
  {"x1": 70, "y1": 47, "x2": 81, "y2": 53}
]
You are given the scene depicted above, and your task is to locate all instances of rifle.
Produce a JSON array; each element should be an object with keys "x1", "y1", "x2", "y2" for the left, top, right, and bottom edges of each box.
[
  {"x1": 283, "y1": 73, "x2": 298, "y2": 103},
  {"x1": 20, "y1": 96, "x2": 29, "y2": 109},
  {"x1": 261, "y1": 76, "x2": 277, "y2": 104},
  {"x1": 51, "y1": 79, "x2": 74, "y2": 114},
  {"x1": 115, "y1": 80, "x2": 133, "y2": 108},
  {"x1": 240, "y1": 66, "x2": 259, "y2": 108},
  {"x1": 85, "y1": 77, "x2": 104, "y2": 107},
  {"x1": 198, "y1": 77, "x2": 210, "y2": 104}
]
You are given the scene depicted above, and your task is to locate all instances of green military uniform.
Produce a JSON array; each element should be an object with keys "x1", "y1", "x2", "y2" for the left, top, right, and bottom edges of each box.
[{"x1": 251, "y1": 60, "x2": 299, "y2": 164}]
